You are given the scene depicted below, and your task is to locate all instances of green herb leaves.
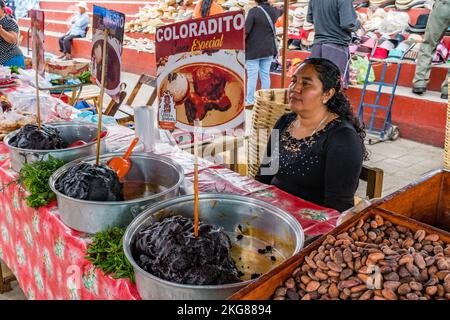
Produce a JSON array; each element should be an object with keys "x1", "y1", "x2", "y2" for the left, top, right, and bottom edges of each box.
[
  {"x1": 86, "y1": 227, "x2": 135, "y2": 283},
  {"x1": 17, "y1": 156, "x2": 65, "y2": 208}
]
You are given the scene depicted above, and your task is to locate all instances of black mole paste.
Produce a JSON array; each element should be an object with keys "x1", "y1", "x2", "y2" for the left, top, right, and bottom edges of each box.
[
  {"x1": 55, "y1": 163, "x2": 123, "y2": 201},
  {"x1": 9, "y1": 124, "x2": 67, "y2": 150},
  {"x1": 133, "y1": 215, "x2": 242, "y2": 285}
]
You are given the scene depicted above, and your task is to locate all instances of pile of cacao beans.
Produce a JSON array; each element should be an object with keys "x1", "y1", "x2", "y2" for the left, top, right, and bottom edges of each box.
[{"x1": 273, "y1": 215, "x2": 450, "y2": 300}]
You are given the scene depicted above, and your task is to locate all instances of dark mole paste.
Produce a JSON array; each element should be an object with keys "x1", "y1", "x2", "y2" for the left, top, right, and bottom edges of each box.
[
  {"x1": 133, "y1": 215, "x2": 242, "y2": 285},
  {"x1": 55, "y1": 163, "x2": 123, "y2": 201},
  {"x1": 8, "y1": 124, "x2": 67, "y2": 150}
]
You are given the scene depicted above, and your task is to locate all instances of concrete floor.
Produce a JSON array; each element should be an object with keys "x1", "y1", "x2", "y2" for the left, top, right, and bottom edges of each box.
[{"x1": 0, "y1": 72, "x2": 445, "y2": 300}]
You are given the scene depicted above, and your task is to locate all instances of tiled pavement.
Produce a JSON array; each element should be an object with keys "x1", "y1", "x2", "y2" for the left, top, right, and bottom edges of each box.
[{"x1": 0, "y1": 73, "x2": 445, "y2": 300}]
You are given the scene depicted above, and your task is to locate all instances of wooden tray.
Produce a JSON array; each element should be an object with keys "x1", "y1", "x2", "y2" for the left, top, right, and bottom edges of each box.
[
  {"x1": 228, "y1": 207, "x2": 450, "y2": 300},
  {"x1": 376, "y1": 169, "x2": 449, "y2": 232}
]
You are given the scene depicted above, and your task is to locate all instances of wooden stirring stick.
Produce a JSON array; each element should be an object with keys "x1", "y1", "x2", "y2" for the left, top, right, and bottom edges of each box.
[
  {"x1": 95, "y1": 28, "x2": 109, "y2": 165},
  {"x1": 34, "y1": 41, "x2": 41, "y2": 130},
  {"x1": 193, "y1": 119, "x2": 201, "y2": 237}
]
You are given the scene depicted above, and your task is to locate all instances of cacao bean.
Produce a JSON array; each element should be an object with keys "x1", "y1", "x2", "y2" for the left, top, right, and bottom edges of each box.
[
  {"x1": 397, "y1": 283, "x2": 412, "y2": 295},
  {"x1": 414, "y1": 254, "x2": 426, "y2": 269},
  {"x1": 375, "y1": 215, "x2": 384, "y2": 227},
  {"x1": 437, "y1": 284, "x2": 445, "y2": 297},
  {"x1": 286, "y1": 289, "x2": 299, "y2": 300},
  {"x1": 409, "y1": 281, "x2": 423, "y2": 291},
  {"x1": 399, "y1": 255, "x2": 414, "y2": 265},
  {"x1": 403, "y1": 238, "x2": 414, "y2": 249},
  {"x1": 436, "y1": 257, "x2": 449, "y2": 270},
  {"x1": 434, "y1": 245, "x2": 443, "y2": 256},
  {"x1": 382, "y1": 288, "x2": 398, "y2": 300},
  {"x1": 384, "y1": 281, "x2": 401, "y2": 291},
  {"x1": 425, "y1": 286, "x2": 437, "y2": 296},
  {"x1": 340, "y1": 268, "x2": 353, "y2": 280},
  {"x1": 384, "y1": 272, "x2": 400, "y2": 281},
  {"x1": 406, "y1": 293, "x2": 419, "y2": 300},
  {"x1": 436, "y1": 271, "x2": 450, "y2": 281},
  {"x1": 370, "y1": 220, "x2": 378, "y2": 229},
  {"x1": 301, "y1": 275, "x2": 311, "y2": 285},
  {"x1": 368, "y1": 231, "x2": 377, "y2": 241},
  {"x1": 358, "y1": 290, "x2": 373, "y2": 300},
  {"x1": 414, "y1": 230, "x2": 426, "y2": 242},
  {"x1": 338, "y1": 279, "x2": 361, "y2": 290},
  {"x1": 285, "y1": 278, "x2": 296, "y2": 289},
  {"x1": 305, "y1": 256, "x2": 317, "y2": 269},
  {"x1": 316, "y1": 260, "x2": 330, "y2": 271},
  {"x1": 275, "y1": 287, "x2": 287, "y2": 297},
  {"x1": 301, "y1": 294, "x2": 311, "y2": 300},
  {"x1": 318, "y1": 284, "x2": 329, "y2": 295},
  {"x1": 368, "y1": 252, "x2": 385, "y2": 263},
  {"x1": 328, "y1": 283, "x2": 339, "y2": 298},
  {"x1": 315, "y1": 271, "x2": 328, "y2": 281},
  {"x1": 424, "y1": 234, "x2": 439, "y2": 242},
  {"x1": 406, "y1": 262, "x2": 420, "y2": 278},
  {"x1": 306, "y1": 281, "x2": 321, "y2": 292},
  {"x1": 350, "y1": 284, "x2": 367, "y2": 293},
  {"x1": 327, "y1": 270, "x2": 340, "y2": 278}
]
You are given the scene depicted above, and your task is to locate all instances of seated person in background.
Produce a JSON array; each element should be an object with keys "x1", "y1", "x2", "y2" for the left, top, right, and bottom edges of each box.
[
  {"x1": 58, "y1": 1, "x2": 89, "y2": 60},
  {"x1": 255, "y1": 58, "x2": 366, "y2": 212},
  {"x1": 0, "y1": 0, "x2": 24, "y2": 67},
  {"x1": 193, "y1": 0, "x2": 223, "y2": 19}
]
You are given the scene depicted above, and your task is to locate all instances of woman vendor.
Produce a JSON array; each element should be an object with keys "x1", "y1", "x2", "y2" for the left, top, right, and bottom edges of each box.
[
  {"x1": 0, "y1": 0, "x2": 24, "y2": 67},
  {"x1": 256, "y1": 58, "x2": 366, "y2": 212}
]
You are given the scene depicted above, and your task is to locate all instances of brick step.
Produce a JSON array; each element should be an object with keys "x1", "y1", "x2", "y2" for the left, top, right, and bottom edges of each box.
[
  {"x1": 126, "y1": 31, "x2": 155, "y2": 41},
  {"x1": 347, "y1": 85, "x2": 446, "y2": 148},
  {"x1": 279, "y1": 50, "x2": 448, "y2": 92},
  {"x1": 19, "y1": 17, "x2": 70, "y2": 34},
  {"x1": 32, "y1": 9, "x2": 135, "y2": 22},
  {"x1": 19, "y1": 29, "x2": 157, "y2": 75},
  {"x1": 39, "y1": 0, "x2": 157, "y2": 14}
]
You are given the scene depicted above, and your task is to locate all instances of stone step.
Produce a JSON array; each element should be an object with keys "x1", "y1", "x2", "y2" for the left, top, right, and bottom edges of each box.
[
  {"x1": 19, "y1": 28, "x2": 157, "y2": 75},
  {"x1": 39, "y1": 0, "x2": 157, "y2": 14}
]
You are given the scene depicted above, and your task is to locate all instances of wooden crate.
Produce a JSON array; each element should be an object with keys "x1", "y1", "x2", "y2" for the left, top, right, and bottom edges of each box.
[
  {"x1": 228, "y1": 207, "x2": 450, "y2": 300},
  {"x1": 376, "y1": 169, "x2": 449, "y2": 232}
]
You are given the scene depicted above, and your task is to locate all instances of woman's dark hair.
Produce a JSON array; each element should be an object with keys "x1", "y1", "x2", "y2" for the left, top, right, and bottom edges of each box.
[
  {"x1": 200, "y1": 0, "x2": 213, "y2": 18},
  {"x1": 303, "y1": 57, "x2": 368, "y2": 160},
  {"x1": 0, "y1": 1, "x2": 5, "y2": 9},
  {"x1": 255, "y1": 0, "x2": 269, "y2": 4}
]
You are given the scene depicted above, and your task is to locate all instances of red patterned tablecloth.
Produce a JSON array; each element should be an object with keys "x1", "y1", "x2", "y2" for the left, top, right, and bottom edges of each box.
[{"x1": 0, "y1": 137, "x2": 339, "y2": 300}]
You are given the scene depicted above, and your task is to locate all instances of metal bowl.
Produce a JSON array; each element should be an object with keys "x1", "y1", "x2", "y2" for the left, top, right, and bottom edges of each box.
[
  {"x1": 3, "y1": 121, "x2": 108, "y2": 172},
  {"x1": 123, "y1": 193, "x2": 304, "y2": 300},
  {"x1": 49, "y1": 153, "x2": 185, "y2": 234}
]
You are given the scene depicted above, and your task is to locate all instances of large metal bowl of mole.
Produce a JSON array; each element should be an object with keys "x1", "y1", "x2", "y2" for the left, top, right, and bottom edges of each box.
[
  {"x1": 49, "y1": 152, "x2": 185, "y2": 234},
  {"x1": 3, "y1": 121, "x2": 108, "y2": 172},
  {"x1": 123, "y1": 193, "x2": 304, "y2": 300}
]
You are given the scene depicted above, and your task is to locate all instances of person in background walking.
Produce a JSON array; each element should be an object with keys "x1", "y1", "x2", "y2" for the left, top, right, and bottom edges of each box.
[
  {"x1": 0, "y1": 0, "x2": 24, "y2": 67},
  {"x1": 307, "y1": 0, "x2": 361, "y2": 88},
  {"x1": 245, "y1": 0, "x2": 282, "y2": 105},
  {"x1": 58, "y1": 1, "x2": 89, "y2": 60},
  {"x1": 193, "y1": 0, "x2": 223, "y2": 19},
  {"x1": 412, "y1": 0, "x2": 450, "y2": 100}
]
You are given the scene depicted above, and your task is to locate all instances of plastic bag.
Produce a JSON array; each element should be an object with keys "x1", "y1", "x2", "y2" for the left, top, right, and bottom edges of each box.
[
  {"x1": 351, "y1": 56, "x2": 375, "y2": 85},
  {"x1": 379, "y1": 11, "x2": 409, "y2": 35}
]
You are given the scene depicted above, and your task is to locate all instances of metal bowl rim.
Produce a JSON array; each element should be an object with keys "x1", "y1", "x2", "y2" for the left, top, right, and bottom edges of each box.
[
  {"x1": 48, "y1": 152, "x2": 185, "y2": 205},
  {"x1": 3, "y1": 121, "x2": 108, "y2": 153},
  {"x1": 123, "y1": 193, "x2": 304, "y2": 290}
]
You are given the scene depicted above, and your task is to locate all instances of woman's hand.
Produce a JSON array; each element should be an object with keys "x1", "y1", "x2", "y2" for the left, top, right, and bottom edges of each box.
[{"x1": 0, "y1": 25, "x2": 18, "y2": 44}]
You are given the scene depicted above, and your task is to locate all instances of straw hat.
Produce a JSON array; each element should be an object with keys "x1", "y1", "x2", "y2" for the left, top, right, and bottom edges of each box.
[{"x1": 75, "y1": 1, "x2": 88, "y2": 10}]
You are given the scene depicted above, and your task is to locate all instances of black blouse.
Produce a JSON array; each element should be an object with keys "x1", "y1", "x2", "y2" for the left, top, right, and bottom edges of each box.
[{"x1": 255, "y1": 112, "x2": 363, "y2": 212}]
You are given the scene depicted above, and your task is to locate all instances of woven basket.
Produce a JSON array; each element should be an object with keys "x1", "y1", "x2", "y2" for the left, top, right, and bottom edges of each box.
[
  {"x1": 445, "y1": 78, "x2": 450, "y2": 170},
  {"x1": 247, "y1": 89, "x2": 291, "y2": 178}
]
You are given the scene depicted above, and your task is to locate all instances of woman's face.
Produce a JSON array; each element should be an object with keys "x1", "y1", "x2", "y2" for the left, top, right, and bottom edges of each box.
[{"x1": 288, "y1": 63, "x2": 332, "y2": 114}]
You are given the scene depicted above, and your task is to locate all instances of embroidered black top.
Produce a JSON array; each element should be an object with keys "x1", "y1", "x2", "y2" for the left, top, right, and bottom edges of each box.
[{"x1": 255, "y1": 112, "x2": 363, "y2": 212}]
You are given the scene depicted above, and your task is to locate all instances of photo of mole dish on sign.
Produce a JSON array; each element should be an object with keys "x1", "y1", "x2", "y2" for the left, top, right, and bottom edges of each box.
[{"x1": 156, "y1": 11, "x2": 246, "y2": 133}]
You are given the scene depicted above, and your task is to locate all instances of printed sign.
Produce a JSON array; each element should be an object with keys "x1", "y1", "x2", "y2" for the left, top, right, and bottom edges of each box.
[
  {"x1": 156, "y1": 11, "x2": 245, "y2": 133},
  {"x1": 91, "y1": 5, "x2": 125, "y2": 102},
  {"x1": 30, "y1": 9, "x2": 45, "y2": 77}
]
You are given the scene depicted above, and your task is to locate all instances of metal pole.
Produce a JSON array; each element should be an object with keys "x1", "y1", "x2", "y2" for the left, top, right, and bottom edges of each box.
[{"x1": 281, "y1": 0, "x2": 289, "y2": 88}]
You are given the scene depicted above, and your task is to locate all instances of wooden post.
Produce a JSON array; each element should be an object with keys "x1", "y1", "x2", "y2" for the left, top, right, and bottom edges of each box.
[
  {"x1": 193, "y1": 120, "x2": 201, "y2": 237},
  {"x1": 281, "y1": 0, "x2": 289, "y2": 88},
  {"x1": 95, "y1": 29, "x2": 109, "y2": 165},
  {"x1": 34, "y1": 40, "x2": 41, "y2": 129},
  {"x1": 445, "y1": 78, "x2": 450, "y2": 170}
]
